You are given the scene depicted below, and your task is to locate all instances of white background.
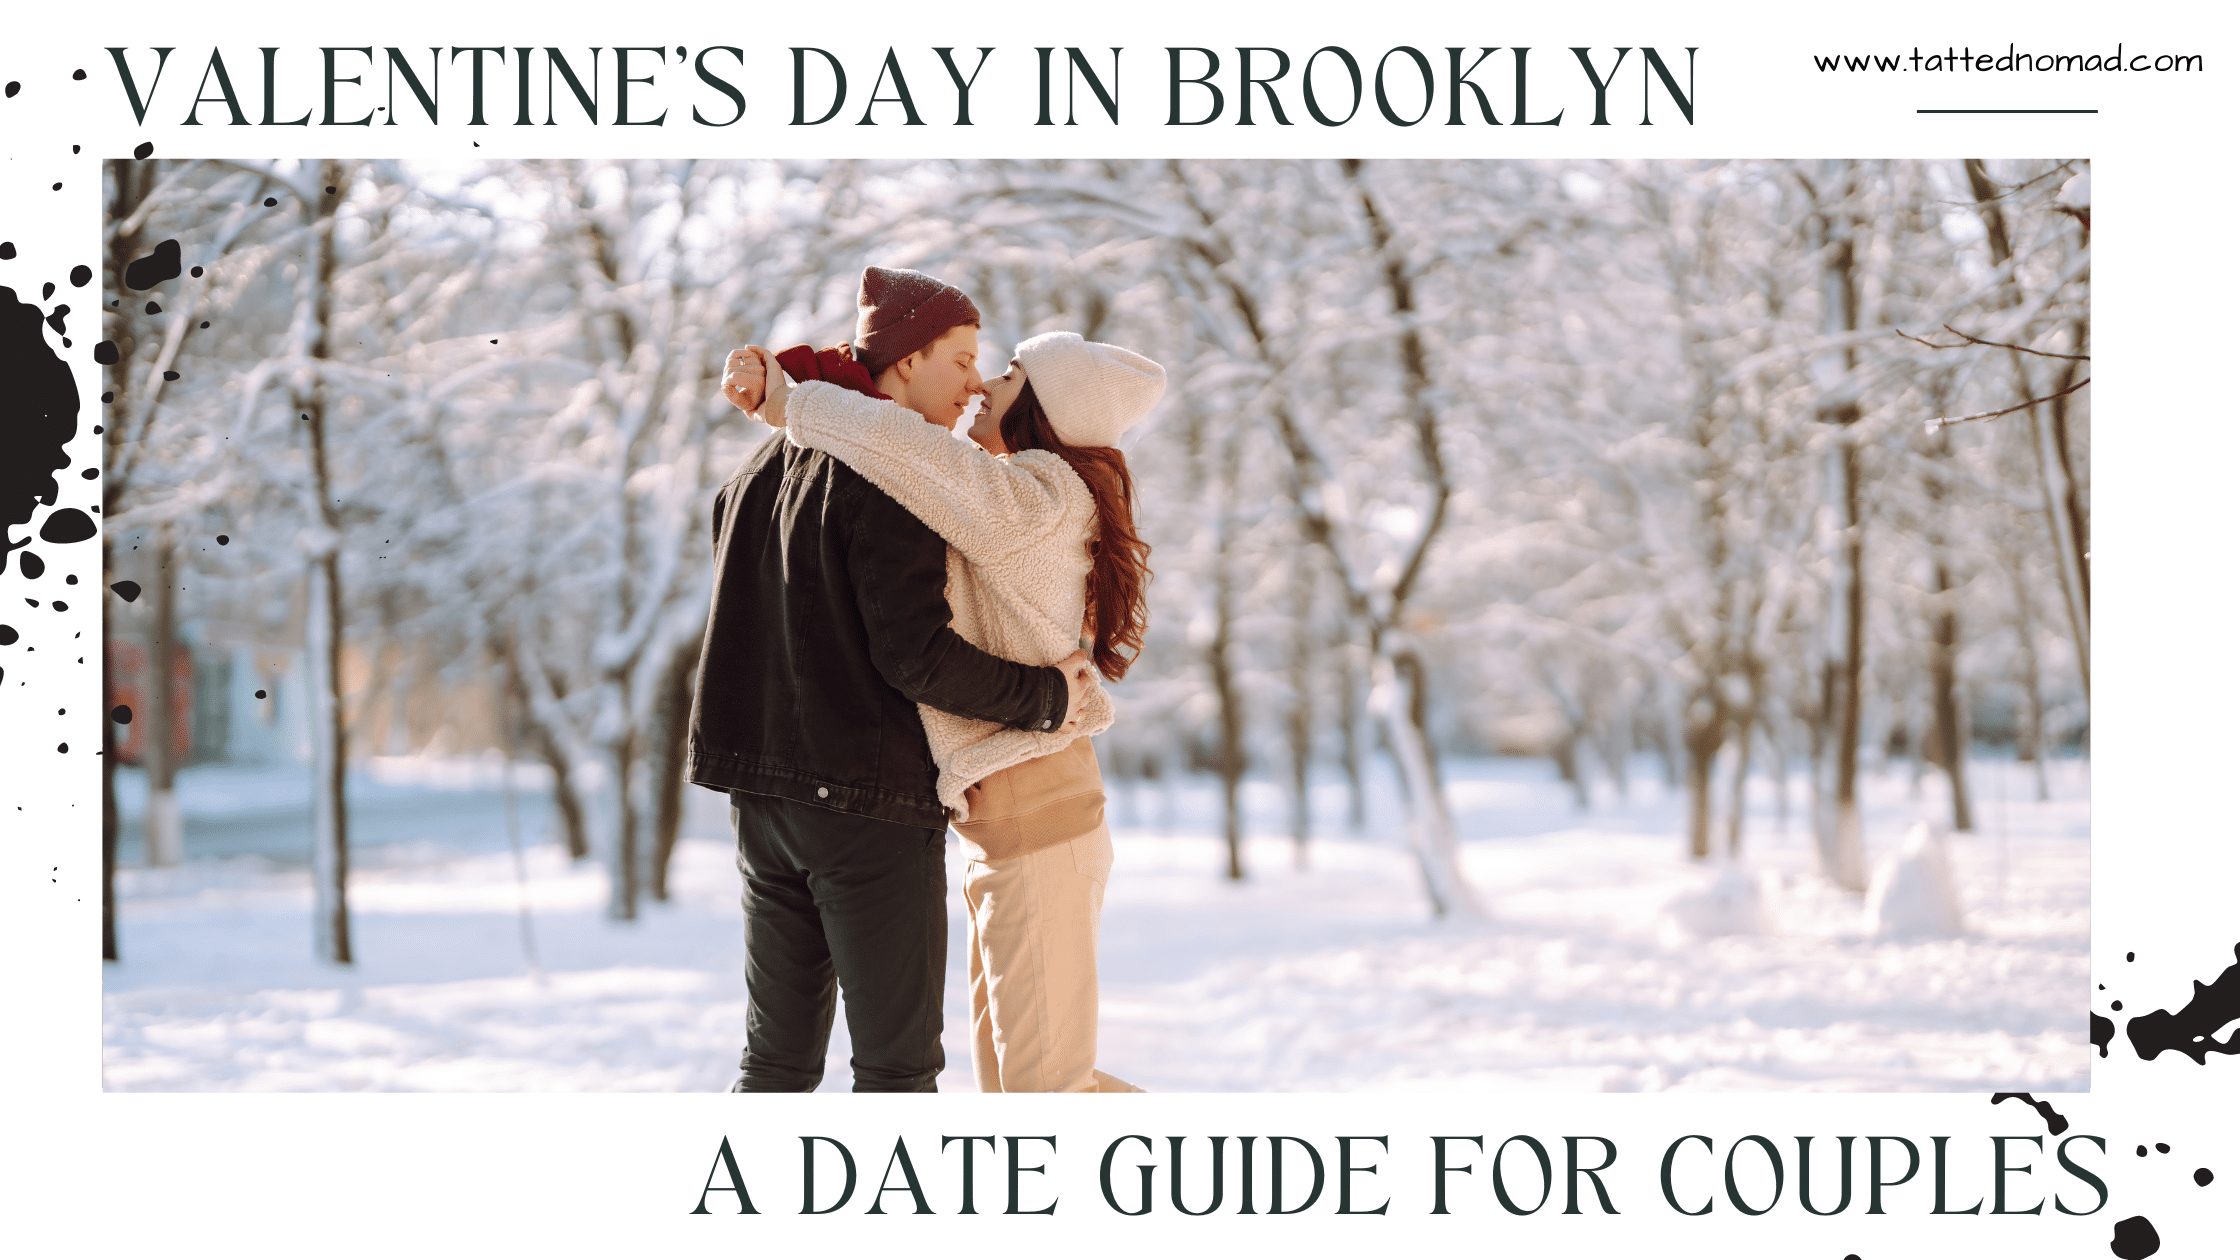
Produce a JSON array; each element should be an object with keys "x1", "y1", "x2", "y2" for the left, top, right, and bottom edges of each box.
[{"x1": 2, "y1": 1, "x2": 2232, "y2": 1254}]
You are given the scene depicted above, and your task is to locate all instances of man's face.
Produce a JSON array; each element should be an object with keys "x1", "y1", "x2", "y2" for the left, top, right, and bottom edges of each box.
[{"x1": 893, "y1": 324, "x2": 984, "y2": 428}]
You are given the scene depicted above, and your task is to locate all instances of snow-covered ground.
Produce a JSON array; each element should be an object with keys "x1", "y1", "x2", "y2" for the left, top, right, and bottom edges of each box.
[{"x1": 102, "y1": 753, "x2": 2089, "y2": 1092}]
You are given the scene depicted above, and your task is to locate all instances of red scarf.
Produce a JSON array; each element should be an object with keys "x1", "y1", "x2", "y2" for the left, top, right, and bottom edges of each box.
[{"x1": 774, "y1": 343, "x2": 889, "y2": 401}]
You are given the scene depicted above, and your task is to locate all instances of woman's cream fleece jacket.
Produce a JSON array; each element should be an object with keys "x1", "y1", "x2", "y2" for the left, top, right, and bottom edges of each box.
[{"x1": 783, "y1": 379, "x2": 1114, "y2": 820}]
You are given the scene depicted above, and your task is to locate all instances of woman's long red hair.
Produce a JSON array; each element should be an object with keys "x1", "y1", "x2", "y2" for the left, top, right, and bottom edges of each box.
[{"x1": 1000, "y1": 379, "x2": 1151, "y2": 681}]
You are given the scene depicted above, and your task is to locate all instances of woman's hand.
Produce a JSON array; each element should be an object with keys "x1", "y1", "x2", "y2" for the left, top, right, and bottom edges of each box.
[
  {"x1": 721, "y1": 346, "x2": 767, "y2": 416},
  {"x1": 1057, "y1": 649, "x2": 1093, "y2": 734},
  {"x1": 723, "y1": 346, "x2": 794, "y2": 427},
  {"x1": 756, "y1": 348, "x2": 793, "y2": 427}
]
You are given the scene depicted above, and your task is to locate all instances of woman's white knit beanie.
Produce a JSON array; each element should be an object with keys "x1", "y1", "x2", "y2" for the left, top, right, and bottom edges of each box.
[{"x1": 1015, "y1": 332, "x2": 1166, "y2": 449}]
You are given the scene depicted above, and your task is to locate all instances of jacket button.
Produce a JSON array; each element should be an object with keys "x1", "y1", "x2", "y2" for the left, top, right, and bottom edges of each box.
[
  {"x1": 1041, "y1": 719, "x2": 1052, "y2": 730},
  {"x1": 816, "y1": 786, "x2": 830, "y2": 798}
]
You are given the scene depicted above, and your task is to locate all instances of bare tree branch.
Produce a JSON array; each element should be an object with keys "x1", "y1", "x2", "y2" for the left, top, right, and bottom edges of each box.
[
  {"x1": 1896, "y1": 324, "x2": 2091, "y2": 361},
  {"x1": 1924, "y1": 375, "x2": 2091, "y2": 431}
]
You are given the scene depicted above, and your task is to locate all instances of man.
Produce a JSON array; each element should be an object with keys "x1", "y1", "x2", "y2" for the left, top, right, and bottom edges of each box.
[{"x1": 688, "y1": 267, "x2": 1090, "y2": 1092}]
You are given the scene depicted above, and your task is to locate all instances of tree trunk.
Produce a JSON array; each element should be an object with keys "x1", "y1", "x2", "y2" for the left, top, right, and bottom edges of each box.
[
  {"x1": 1541, "y1": 666, "x2": 1592, "y2": 810},
  {"x1": 299, "y1": 161, "x2": 355, "y2": 964},
  {"x1": 507, "y1": 655, "x2": 589, "y2": 860},
  {"x1": 305, "y1": 552, "x2": 352, "y2": 964},
  {"x1": 1928, "y1": 560, "x2": 1974, "y2": 832},
  {"x1": 1285, "y1": 548, "x2": 1315, "y2": 866},
  {"x1": 1684, "y1": 715, "x2": 1719, "y2": 861},
  {"x1": 141, "y1": 531, "x2": 184, "y2": 867},
  {"x1": 1921, "y1": 399, "x2": 1975, "y2": 833},
  {"x1": 544, "y1": 730, "x2": 591, "y2": 859},
  {"x1": 1964, "y1": 158, "x2": 2090, "y2": 702},
  {"x1": 2037, "y1": 327, "x2": 2091, "y2": 694},
  {"x1": 1596, "y1": 673, "x2": 1634, "y2": 801},
  {"x1": 1807, "y1": 158, "x2": 1869, "y2": 892},
  {"x1": 601, "y1": 683, "x2": 641, "y2": 921},
  {"x1": 1208, "y1": 581, "x2": 1246, "y2": 883},
  {"x1": 1723, "y1": 713, "x2": 1755, "y2": 857},
  {"x1": 1380, "y1": 652, "x2": 1480, "y2": 918},
  {"x1": 100, "y1": 157, "x2": 155, "y2": 957},
  {"x1": 101, "y1": 560, "x2": 119, "y2": 960},
  {"x1": 1166, "y1": 158, "x2": 1478, "y2": 915},
  {"x1": 2008, "y1": 562, "x2": 2053, "y2": 803},
  {"x1": 1814, "y1": 436, "x2": 1869, "y2": 890},
  {"x1": 647, "y1": 637, "x2": 701, "y2": 902},
  {"x1": 1768, "y1": 717, "x2": 1790, "y2": 836},
  {"x1": 1336, "y1": 640, "x2": 1366, "y2": 833}
]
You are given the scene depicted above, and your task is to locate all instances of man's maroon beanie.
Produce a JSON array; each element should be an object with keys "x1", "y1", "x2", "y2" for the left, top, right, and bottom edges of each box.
[{"x1": 852, "y1": 267, "x2": 980, "y2": 377}]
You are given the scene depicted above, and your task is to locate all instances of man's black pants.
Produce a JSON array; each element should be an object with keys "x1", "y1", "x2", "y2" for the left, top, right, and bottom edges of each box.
[{"x1": 728, "y1": 791, "x2": 948, "y2": 1092}]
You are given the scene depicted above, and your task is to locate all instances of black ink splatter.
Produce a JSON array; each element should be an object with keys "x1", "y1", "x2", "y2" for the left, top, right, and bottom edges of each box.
[
  {"x1": 2110, "y1": 1215, "x2": 2161, "y2": 1258},
  {"x1": 2126, "y1": 942, "x2": 2240, "y2": 1064},
  {"x1": 133, "y1": 141, "x2": 153, "y2": 160},
  {"x1": 69, "y1": 265, "x2": 91, "y2": 288},
  {"x1": 255, "y1": 689, "x2": 267, "y2": 700},
  {"x1": 2156, "y1": 1143, "x2": 2170, "y2": 1154},
  {"x1": 262, "y1": 197, "x2": 277, "y2": 208},
  {"x1": 123, "y1": 239, "x2": 181, "y2": 291},
  {"x1": 1990, "y1": 1092, "x2": 2070, "y2": 1135},
  {"x1": 39, "y1": 509, "x2": 96, "y2": 545},
  {"x1": 50, "y1": 600, "x2": 66, "y2": 612},
  {"x1": 56, "y1": 743, "x2": 66, "y2": 754},
  {"x1": 0, "y1": 243, "x2": 13, "y2": 259},
  {"x1": 63, "y1": 573, "x2": 74, "y2": 584},
  {"x1": 3, "y1": 83, "x2": 16, "y2": 98},
  {"x1": 1, "y1": 287, "x2": 79, "y2": 576},
  {"x1": 18, "y1": 552, "x2": 40, "y2": 579},
  {"x1": 109, "y1": 580, "x2": 139, "y2": 602},
  {"x1": 79, "y1": 469, "x2": 96, "y2": 480},
  {"x1": 142, "y1": 301, "x2": 160, "y2": 316},
  {"x1": 2137, "y1": 1145, "x2": 2149, "y2": 1157},
  {"x1": 100, "y1": 390, "x2": 112, "y2": 403},
  {"x1": 215, "y1": 534, "x2": 228, "y2": 545},
  {"x1": 190, "y1": 266, "x2": 202, "y2": 278},
  {"x1": 2196, "y1": 1168, "x2": 2214, "y2": 1186},
  {"x1": 0, "y1": 625, "x2": 16, "y2": 645},
  {"x1": 110, "y1": 704, "x2": 130, "y2": 724},
  {"x1": 161, "y1": 370, "x2": 178, "y2": 381},
  {"x1": 43, "y1": 304, "x2": 69, "y2": 336},
  {"x1": 72, "y1": 69, "x2": 85, "y2": 81},
  {"x1": 93, "y1": 340, "x2": 117, "y2": 365},
  {"x1": 2092, "y1": 1011, "x2": 2115, "y2": 1057}
]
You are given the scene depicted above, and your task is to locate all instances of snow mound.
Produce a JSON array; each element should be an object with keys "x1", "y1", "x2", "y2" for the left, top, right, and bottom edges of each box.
[
  {"x1": 1864, "y1": 821, "x2": 1966, "y2": 939},
  {"x1": 1658, "y1": 863, "x2": 1777, "y2": 944}
]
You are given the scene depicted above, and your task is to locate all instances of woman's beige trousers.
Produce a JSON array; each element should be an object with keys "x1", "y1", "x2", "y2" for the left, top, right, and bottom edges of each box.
[{"x1": 956, "y1": 740, "x2": 1141, "y2": 1093}]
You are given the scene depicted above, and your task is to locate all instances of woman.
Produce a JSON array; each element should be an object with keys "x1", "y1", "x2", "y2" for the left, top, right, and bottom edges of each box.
[{"x1": 732, "y1": 331, "x2": 1160, "y2": 1094}]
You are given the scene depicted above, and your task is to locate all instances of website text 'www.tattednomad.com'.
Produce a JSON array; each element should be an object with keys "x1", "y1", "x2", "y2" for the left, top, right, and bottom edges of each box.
[{"x1": 1814, "y1": 44, "x2": 2203, "y2": 73}]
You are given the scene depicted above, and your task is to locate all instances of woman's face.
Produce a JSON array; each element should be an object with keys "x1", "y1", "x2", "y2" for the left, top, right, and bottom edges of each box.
[{"x1": 966, "y1": 358, "x2": 1026, "y2": 454}]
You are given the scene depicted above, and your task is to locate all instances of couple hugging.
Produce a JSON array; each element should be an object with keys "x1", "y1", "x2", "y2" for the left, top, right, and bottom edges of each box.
[{"x1": 687, "y1": 266, "x2": 1162, "y2": 1094}]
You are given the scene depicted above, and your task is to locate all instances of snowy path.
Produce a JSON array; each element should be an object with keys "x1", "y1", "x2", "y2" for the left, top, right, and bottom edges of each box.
[{"x1": 102, "y1": 756, "x2": 2089, "y2": 1092}]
